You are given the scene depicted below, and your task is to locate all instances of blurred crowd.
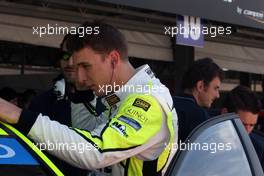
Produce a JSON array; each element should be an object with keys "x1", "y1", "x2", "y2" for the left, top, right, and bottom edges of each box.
[{"x1": 0, "y1": 87, "x2": 36, "y2": 109}]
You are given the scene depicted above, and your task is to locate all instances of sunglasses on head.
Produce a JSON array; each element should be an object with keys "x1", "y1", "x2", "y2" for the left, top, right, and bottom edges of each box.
[{"x1": 60, "y1": 51, "x2": 71, "y2": 61}]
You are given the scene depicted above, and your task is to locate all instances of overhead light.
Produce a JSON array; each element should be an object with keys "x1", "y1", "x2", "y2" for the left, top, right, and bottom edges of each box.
[{"x1": 222, "y1": 68, "x2": 229, "y2": 71}]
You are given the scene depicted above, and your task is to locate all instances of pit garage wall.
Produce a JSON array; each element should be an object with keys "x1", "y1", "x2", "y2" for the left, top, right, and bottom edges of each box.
[
  {"x1": 101, "y1": 0, "x2": 264, "y2": 31},
  {"x1": 0, "y1": 13, "x2": 173, "y2": 62},
  {"x1": 195, "y1": 41, "x2": 264, "y2": 91},
  {"x1": 0, "y1": 74, "x2": 57, "y2": 92},
  {"x1": 195, "y1": 41, "x2": 264, "y2": 75},
  {"x1": 0, "y1": 65, "x2": 59, "y2": 92},
  {"x1": 0, "y1": 13, "x2": 185, "y2": 94},
  {"x1": 3, "y1": 13, "x2": 264, "y2": 93}
]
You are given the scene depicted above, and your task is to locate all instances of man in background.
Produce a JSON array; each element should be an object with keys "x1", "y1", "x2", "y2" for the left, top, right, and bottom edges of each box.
[
  {"x1": 173, "y1": 58, "x2": 223, "y2": 142},
  {"x1": 222, "y1": 85, "x2": 264, "y2": 170}
]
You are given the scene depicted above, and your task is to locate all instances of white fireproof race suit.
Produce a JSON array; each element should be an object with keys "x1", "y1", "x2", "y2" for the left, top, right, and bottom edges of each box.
[{"x1": 16, "y1": 64, "x2": 178, "y2": 176}]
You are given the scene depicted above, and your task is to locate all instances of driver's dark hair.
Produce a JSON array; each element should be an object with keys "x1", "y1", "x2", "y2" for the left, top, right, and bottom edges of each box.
[
  {"x1": 182, "y1": 58, "x2": 223, "y2": 90},
  {"x1": 67, "y1": 21, "x2": 128, "y2": 60}
]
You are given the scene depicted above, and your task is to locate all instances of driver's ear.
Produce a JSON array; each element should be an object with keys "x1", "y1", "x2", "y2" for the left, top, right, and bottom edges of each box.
[
  {"x1": 108, "y1": 50, "x2": 120, "y2": 66},
  {"x1": 196, "y1": 80, "x2": 204, "y2": 93}
]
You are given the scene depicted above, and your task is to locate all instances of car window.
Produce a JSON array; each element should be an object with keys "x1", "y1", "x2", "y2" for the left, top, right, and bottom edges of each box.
[{"x1": 169, "y1": 120, "x2": 252, "y2": 176}]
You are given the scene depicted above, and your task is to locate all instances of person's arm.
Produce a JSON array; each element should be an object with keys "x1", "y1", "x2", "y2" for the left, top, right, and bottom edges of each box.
[
  {"x1": 0, "y1": 98, "x2": 21, "y2": 124},
  {"x1": 0, "y1": 94, "x2": 169, "y2": 169}
]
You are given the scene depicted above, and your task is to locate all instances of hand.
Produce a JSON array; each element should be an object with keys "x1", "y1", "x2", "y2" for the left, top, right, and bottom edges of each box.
[{"x1": 0, "y1": 98, "x2": 22, "y2": 124}]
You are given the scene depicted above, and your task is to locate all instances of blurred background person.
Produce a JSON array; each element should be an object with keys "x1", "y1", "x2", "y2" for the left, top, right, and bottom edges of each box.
[
  {"x1": 222, "y1": 85, "x2": 264, "y2": 170},
  {"x1": 18, "y1": 89, "x2": 36, "y2": 109},
  {"x1": 256, "y1": 79, "x2": 264, "y2": 133},
  {"x1": 0, "y1": 87, "x2": 19, "y2": 106},
  {"x1": 173, "y1": 58, "x2": 223, "y2": 142}
]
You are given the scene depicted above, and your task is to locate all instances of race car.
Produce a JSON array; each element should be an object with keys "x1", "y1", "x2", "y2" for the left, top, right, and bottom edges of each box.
[
  {"x1": 165, "y1": 113, "x2": 264, "y2": 176},
  {"x1": 0, "y1": 121, "x2": 63, "y2": 176},
  {"x1": 0, "y1": 113, "x2": 262, "y2": 176}
]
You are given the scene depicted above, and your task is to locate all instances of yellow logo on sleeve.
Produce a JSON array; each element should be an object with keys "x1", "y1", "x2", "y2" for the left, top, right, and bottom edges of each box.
[{"x1": 132, "y1": 98, "x2": 151, "y2": 111}]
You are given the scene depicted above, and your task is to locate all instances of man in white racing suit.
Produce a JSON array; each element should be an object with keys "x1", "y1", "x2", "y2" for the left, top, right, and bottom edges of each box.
[{"x1": 0, "y1": 21, "x2": 178, "y2": 176}]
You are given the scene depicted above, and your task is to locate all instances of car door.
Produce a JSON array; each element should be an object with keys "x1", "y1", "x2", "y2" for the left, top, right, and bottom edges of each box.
[{"x1": 165, "y1": 113, "x2": 264, "y2": 176}]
